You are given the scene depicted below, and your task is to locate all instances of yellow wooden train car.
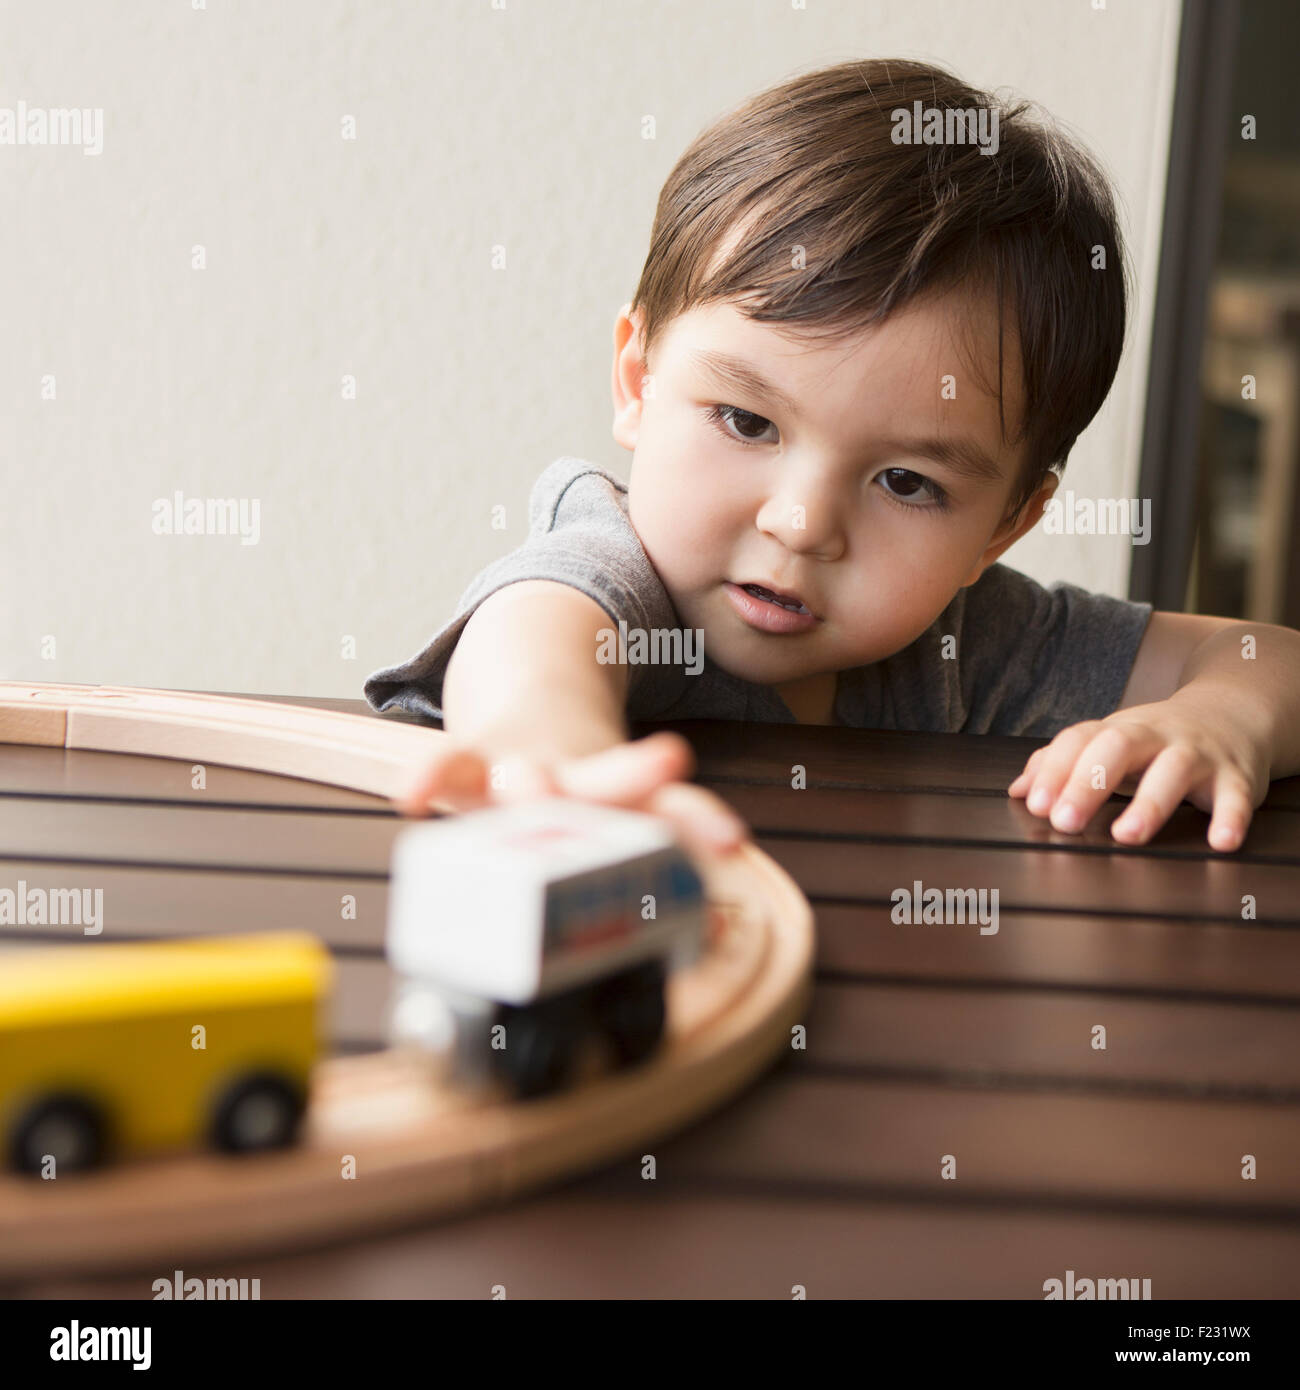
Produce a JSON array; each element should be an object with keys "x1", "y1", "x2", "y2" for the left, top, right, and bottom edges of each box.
[{"x1": 0, "y1": 932, "x2": 333, "y2": 1175}]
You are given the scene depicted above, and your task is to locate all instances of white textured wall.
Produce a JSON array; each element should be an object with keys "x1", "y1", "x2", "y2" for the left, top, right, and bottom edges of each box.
[{"x1": 0, "y1": 0, "x2": 1182, "y2": 696}]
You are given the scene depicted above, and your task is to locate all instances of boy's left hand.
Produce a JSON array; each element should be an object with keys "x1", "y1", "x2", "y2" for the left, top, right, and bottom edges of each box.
[{"x1": 1007, "y1": 695, "x2": 1271, "y2": 852}]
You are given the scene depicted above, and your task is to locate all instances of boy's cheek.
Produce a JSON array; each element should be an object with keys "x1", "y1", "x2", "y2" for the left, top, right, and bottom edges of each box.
[
  {"x1": 644, "y1": 529, "x2": 721, "y2": 597},
  {"x1": 636, "y1": 486, "x2": 736, "y2": 574},
  {"x1": 829, "y1": 588, "x2": 947, "y2": 664}
]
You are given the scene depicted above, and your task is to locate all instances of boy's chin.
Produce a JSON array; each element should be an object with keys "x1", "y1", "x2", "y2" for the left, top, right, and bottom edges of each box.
[{"x1": 704, "y1": 641, "x2": 820, "y2": 689}]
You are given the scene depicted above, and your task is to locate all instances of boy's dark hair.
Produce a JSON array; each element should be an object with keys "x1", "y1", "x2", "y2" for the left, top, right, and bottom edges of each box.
[{"x1": 628, "y1": 58, "x2": 1130, "y2": 524}]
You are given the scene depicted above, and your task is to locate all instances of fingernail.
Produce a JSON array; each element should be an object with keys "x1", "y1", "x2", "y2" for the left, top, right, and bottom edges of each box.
[
  {"x1": 1028, "y1": 787, "x2": 1051, "y2": 815},
  {"x1": 712, "y1": 816, "x2": 746, "y2": 847},
  {"x1": 1052, "y1": 802, "x2": 1081, "y2": 832},
  {"x1": 1115, "y1": 810, "x2": 1143, "y2": 837}
]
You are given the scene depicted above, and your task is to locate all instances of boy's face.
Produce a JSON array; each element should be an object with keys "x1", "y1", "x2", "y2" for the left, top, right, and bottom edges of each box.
[{"x1": 612, "y1": 290, "x2": 1058, "y2": 691}]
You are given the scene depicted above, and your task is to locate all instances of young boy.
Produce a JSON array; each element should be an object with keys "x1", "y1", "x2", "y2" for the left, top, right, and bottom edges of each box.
[{"x1": 366, "y1": 58, "x2": 1299, "y2": 860}]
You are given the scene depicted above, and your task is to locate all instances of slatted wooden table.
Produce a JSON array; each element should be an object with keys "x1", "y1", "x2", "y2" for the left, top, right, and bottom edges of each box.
[{"x1": 4, "y1": 696, "x2": 1299, "y2": 1299}]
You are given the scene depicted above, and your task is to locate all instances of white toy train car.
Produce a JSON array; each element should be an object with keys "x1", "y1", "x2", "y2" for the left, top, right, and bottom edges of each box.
[{"x1": 385, "y1": 799, "x2": 707, "y2": 1098}]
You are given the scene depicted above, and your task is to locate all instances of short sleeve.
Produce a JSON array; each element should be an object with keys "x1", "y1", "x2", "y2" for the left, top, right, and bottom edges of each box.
[
  {"x1": 955, "y1": 563, "x2": 1154, "y2": 736},
  {"x1": 363, "y1": 458, "x2": 686, "y2": 722}
]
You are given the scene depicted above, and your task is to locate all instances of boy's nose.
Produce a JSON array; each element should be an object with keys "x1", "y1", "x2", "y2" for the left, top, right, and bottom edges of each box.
[{"x1": 754, "y1": 490, "x2": 846, "y2": 563}]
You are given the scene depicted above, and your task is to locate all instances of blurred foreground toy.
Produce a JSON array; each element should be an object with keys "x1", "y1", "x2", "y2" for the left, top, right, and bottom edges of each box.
[
  {"x1": 0, "y1": 684, "x2": 814, "y2": 1274},
  {"x1": 387, "y1": 799, "x2": 706, "y2": 1098},
  {"x1": 0, "y1": 932, "x2": 333, "y2": 1175}
]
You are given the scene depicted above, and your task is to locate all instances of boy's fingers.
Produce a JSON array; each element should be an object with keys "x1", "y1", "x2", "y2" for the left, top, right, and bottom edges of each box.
[
  {"x1": 1008, "y1": 746, "x2": 1047, "y2": 796},
  {"x1": 1108, "y1": 743, "x2": 1206, "y2": 845},
  {"x1": 488, "y1": 754, "x2": 560, "y2": 804},
  {"x1": 553, "y1": 731, "x2": 695, "y2": 803},
  {"x1": 1207, "y1": 769, "x2": 1254, "y2": 853},
  {"x1": 398, "y1": 731, "x2": 694, "y2": 819},
  {"x1": 396, "y1": 746, "x2": 490, "y2": 817},
  {"x1": 642, "y1": 782, "x2": 749, "y2": 857},
  {"x1": 1020, "y1": 724, "x2": 1101, "y2": 816},
  {"x1": 1053, "y1": 725, "x2": 1165, "y2": 833}
]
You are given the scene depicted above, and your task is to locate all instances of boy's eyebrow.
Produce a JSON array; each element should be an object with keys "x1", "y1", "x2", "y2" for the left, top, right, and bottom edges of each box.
[
  {"x1": 689, "y1": 348, "x2": 1003, "y2": 483},
  {"x1": 689, "y1": 349, "x2": 804, "y2": 420},
  {"x1": 879, "y1": 434, "x2": 1004, "y2": 483}
]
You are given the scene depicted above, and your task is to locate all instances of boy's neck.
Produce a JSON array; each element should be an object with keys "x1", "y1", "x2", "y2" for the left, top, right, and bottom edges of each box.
[{"x1": 773, "y1": 670, "x2": 839, "y2": 725}]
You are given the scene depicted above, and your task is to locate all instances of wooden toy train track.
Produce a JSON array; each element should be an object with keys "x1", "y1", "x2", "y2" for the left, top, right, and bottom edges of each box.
[{"x1": 0, "y1": 682, "x2": 815, "y2": 1278}]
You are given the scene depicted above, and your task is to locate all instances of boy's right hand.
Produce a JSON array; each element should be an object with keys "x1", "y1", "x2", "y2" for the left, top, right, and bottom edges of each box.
[{"x1": 395, "y1": 730, "x2": 751, "y2": 863}]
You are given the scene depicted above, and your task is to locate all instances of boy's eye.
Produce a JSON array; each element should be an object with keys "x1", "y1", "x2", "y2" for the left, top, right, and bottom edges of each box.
[
  {"x1": 878, "y1": 468, "x2": 950, "y2": 512},
  {"x1": 879, "y1": 468, "x2": 928, "y2": 500},
  {"x1": 706, "y1": 404, "x2": 777, "y2": 444},
  {"x1": 704, "y1": 404, "x2": 950, "y2": 514}
]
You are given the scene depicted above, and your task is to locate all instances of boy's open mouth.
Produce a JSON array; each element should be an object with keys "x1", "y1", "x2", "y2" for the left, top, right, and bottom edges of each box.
[
  {"x1": 723, "y1": 580, "x2": 820, "y2": 635},
  {"x1": 737, "y1": 582, "x2": 812, "y2": 616}
]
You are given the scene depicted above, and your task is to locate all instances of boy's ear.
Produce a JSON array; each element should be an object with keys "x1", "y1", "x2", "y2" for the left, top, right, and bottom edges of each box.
[
  {"x1": 962, "y1": 471, "x2": 1061, "y2": 585},
  {"x1": 611, "y1": 302, "x2": 649, "y2": 452}
]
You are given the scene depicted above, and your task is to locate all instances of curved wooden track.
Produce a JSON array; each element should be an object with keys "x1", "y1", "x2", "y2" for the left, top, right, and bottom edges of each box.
[{"x1": 0, "y1": 683, "x2": 815, "y2": 1278}]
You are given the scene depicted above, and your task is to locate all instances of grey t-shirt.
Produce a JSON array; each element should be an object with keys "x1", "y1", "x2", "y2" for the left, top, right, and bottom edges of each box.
[{"x1": 364, "y1": 456, "x2": 1154, "y2": 737}]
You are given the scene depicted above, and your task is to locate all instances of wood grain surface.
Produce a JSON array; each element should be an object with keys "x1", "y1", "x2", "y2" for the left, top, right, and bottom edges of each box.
[{"x1": 4, "y1": 697, "x2": 1299, "y2": 1299}]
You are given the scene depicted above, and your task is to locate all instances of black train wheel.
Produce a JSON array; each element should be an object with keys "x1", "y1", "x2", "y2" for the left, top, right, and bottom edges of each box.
[
  {"x1": 210, "y1": 1072, "x2": 305, "y2": 1153},
  {"x1": 593, "y1": 958, "x2": 666, "y2": 1068},
  {"x1": 9, "y1": 1094, "x2": 106, "y2": 1176},
  {"x1": 492, "y1": 996, "x2": 581, "y2": 1100}
]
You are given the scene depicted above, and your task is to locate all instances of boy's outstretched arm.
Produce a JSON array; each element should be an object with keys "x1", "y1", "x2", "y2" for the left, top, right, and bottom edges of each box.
[
  {"x1": 1009, "y1": 611, "x2": 1300, "y2": 852},
  {"x1": 398, "y1": 579, "x2": 749, "y2": 857},
  {"x1": 442, "y1": 579, "x2": 633, "y2": 763}
]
